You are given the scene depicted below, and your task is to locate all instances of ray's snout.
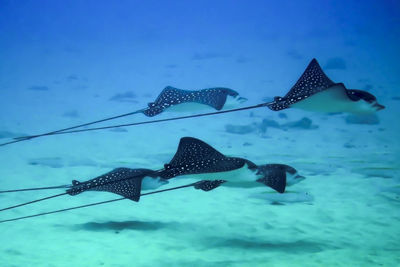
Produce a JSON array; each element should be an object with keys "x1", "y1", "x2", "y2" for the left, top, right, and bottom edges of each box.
[
  {"x1": 374, "y1": 102, "x2": 385, "y2": 111},
  {"x1": 294, "y1": 174, "x2": 306, "y2": 182},
  {"x1": 159, "y1": 178, "x2": 169, "y2": 185},
  {"x1": 286, "y1": 172, "x2": 306, "y2": 186},
  {"x1": 237, "y1": 96, "x2": 248, "y2": 103}
]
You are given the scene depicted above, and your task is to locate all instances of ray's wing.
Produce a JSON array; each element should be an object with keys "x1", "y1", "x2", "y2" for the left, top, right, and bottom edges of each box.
[
  {"x1": 256, "y1": 164, "x2": 287, "y2": 193},
  {"x1": 269, "y1": 59, "x2": 335, "y2": 111},
  {"x1": 161, "y1": 137, "x2": 246, "y2": 179},
  {"x1": 142, "y1": 86, "x2": 239, "y2": 117},
  {"x1": 67, "y1": 168, "x2": 156, "y2": 201},
  {"x1": 193, "y1": 88, "x2": 239, "y2": 110}
]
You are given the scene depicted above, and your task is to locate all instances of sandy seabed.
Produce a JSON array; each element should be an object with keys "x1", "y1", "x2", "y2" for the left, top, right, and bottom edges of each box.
[{"x1": 0, "y1": 93, "x2": 399, "y2": 267}]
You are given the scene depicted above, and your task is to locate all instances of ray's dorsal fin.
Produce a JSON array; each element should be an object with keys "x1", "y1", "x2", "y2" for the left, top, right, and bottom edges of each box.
[
  {"x1": 268, "y1": 58, "x2": 336, "y2": 111},
  {"x1": 142, "y1": 86, "x2": 239, "y2": 117},
  {"x1": 169, "y1": 137, "x2": 227, "y2": 166},
  {"x1": 161, "y1": 137, "x2": 246, "y2": 179},
  {"x1": 67, "y1": 168, "x2": 156, "y2": 202},
  {"x1": 284, "y1": 58, "x2": 335, "y2": 99}
]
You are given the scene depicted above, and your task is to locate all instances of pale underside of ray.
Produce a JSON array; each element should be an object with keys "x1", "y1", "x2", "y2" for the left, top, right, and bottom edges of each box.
[
  {"x1": 169, "y1": 161, "x2": 290, "y2": 193},
  {"x1": 162, "y1": 137, "x2": 288, "y2": 192},
  {"x1": 162, "y1": 102, "x2": 218, "y2": 113},
  {"x1": 174, "y1": 162, "x2": 262, "y2": 186},
  {"x1": 290, "y1": 84, "x2": 374, "y2": 114}
]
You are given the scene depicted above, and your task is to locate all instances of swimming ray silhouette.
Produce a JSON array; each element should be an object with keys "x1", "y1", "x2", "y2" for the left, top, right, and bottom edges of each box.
[{"x1": 0, "y1": 59, "x2": 384, "y2": 147}]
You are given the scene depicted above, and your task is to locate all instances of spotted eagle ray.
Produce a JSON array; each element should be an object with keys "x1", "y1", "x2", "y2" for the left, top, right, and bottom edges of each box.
[
  {"x1": 158, "y1": 137, "x2": 304, "y2": 193},
  {"x1": 2, "y1": 86, "x2": 246, "y2": 146},
  {"x1": 268, "y1": 58, "x2": 385, "y2": 113},
  {"x1": 0, "y1": 137, "x2": 303, "y2": 222},
  {"x1": 0, "y1": 59, "x2": 384, "y2": 147},
  {"x1": 0, "y1": 171, "x2": 226, "y2": 223},
  {"x1": 143, "y1": 86, "x2": 247, "y2": 116}
]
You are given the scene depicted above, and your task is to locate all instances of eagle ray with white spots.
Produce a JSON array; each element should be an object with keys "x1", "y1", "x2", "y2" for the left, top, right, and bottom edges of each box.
[
  {"x1": 0, "y1": 137, "x2": 304, "y2": 223},
  {"x1": 268, "y1": 59, "x2": 385, "y2": 113},
  {"x1": 0, "y1": 179, "x2": 226, "y2": 223},
  {"x1": 1, "y1": 59, "x2": 384, "y2": 148},
  {"x1": 158, "y1": 137, "x2": 303, "y2": 194},
  {"x1": 143, "y1": 86, "x2": 247, "y2": 116},
  {"x1": 2, "y1": 86, "x2": 246, "y2": 147}
]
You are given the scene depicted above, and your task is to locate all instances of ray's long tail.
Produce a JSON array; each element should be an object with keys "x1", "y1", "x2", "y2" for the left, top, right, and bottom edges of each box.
[{"x1": 0, "y1": 103, "x2": 273, "y2": 147}]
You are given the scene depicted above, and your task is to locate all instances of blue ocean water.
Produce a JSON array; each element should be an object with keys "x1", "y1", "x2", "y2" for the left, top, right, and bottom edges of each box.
[{"x1": 0, "y1": 1, "x2": 399, "y2": 266}]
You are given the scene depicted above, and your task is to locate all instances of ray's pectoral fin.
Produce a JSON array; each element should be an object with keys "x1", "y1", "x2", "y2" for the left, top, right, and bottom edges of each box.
[
  {"x1": 268, "y1": 58, "x2": 335, "y2": 111},
  {"x1": 256, "y1": 176, "x2": 286, "y2": 194},
  {"x1": 160, "y1": 137, "x2": 246, "y2": 179},
  {"x1": 256, "y1": 166, "x2": 287, "y2": 194}
]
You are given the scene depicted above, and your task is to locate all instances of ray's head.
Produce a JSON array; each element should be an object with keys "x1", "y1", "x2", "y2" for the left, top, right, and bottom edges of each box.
[
  {"x1": 347, "y1": 89, "x2": 385, "y2": 114},
  {"x1": 256, "y1": 164, "x2": 305, "y2": 189},
  {"x1": 284, "y1": 166, "x2": 305, "y2": 186},
  {"x1": 141, "y1": 176, "x2": 169, "y2": 190},
  {"x1": 221, "y1": 88, "x2": 248, "y2": 108}
]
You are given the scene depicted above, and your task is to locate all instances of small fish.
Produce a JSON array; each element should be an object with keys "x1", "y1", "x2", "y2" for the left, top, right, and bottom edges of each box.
[{"x1": 251, "y1": 191, "x2": 314, "y2": 205}]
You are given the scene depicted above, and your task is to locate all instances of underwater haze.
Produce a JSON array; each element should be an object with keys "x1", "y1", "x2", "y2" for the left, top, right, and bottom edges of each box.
[{"x1": 0, "y1": 0, "x2": 399, "y2": 266}]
